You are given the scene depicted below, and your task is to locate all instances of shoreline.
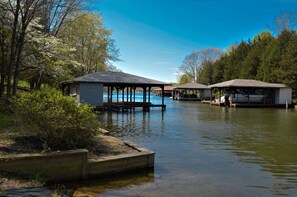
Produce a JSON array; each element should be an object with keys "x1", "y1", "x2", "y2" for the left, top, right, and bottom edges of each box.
[{"x1": 0, "y1": 132, "x2": 151, "y2": 194}]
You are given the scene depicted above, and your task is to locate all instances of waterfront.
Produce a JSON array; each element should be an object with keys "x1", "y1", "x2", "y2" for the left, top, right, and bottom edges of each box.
[{"x1": 74, "y1": 96, "x2": 297, "y2": 196}]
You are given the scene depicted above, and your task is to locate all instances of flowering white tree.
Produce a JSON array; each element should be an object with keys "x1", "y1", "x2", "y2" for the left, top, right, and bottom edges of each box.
[
  {"x1": 21, "y1": 19, "x2": 79, "y2": 89},
  {"x1": 0, "y1": 0, "x2": 118, "y2": 96}
]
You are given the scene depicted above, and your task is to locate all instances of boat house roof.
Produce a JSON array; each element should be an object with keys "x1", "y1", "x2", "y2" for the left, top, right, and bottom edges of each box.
[
  {"x1": 63, "y1": 71, "x2": 169, "y2": 86},
  {"x1": 154, "y1": 86, "x2": 174, "y2": 91},
  {"x1": 208, "y1": 79, "x2": 288, "y2": 89},
  {"x1": 174, "y1": 82, "x2": 209, "y2": 89}
]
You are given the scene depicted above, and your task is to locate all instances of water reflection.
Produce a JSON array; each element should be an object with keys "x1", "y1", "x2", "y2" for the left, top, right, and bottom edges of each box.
[
  {"x1": 69, "y1": 170, "x2": 155, "y2": 196},
  {"x1": 199, "y1": 108, "x2": 297, "y2": 195},
  {"x1": 98, "y1": 111, "x2": 165, "y2": 139},
  {"x1": 84, "y1": 100, "x2": 297, "y2": 196}
]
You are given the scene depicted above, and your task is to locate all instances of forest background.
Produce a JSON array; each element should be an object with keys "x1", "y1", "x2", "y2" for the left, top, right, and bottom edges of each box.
[
  {"x1": 178, "y1": 12, "x2": 297, "y2": 97},
  {"x1": 0, "y1": 1, "x2": 296, "y2": 97}
]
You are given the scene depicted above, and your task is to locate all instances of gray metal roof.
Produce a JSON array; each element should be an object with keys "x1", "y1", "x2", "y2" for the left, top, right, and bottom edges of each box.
[
  {"x1": 174, "y1": 82, "x2": 209, "y2": 89},
  {"x1": 67, "y1": 71, "x2": 168, "y2": 85},
  {"x1": 208, "y1": 79, "x2": 288, "y2": 88}
]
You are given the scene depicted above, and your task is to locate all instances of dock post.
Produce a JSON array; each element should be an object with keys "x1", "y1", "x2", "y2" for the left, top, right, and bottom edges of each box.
[{"x1": 161, "y1": 86, "x2": 165, "y2": 111}]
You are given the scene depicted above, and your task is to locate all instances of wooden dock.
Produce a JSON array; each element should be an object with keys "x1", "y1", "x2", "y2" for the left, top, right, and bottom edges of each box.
[
  {"x1": 174, "y1": 98, "x2": 202, "y2": 101},
  {"x1": 96, "y1": 102, "x2": 166, "y2": 112},
  {"x1": 230, "y1": 103, "x2": 295, "y2": 108},
  {"x1": 202, "y1": 100, "x2": 295, "y2": 108},
  {"x1": 201, "y1": 100, "x2": 225, "y2": 106}
]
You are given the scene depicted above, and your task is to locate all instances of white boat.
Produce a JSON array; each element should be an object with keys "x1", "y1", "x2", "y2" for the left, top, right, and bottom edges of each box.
[
  {"x1": 216, "y1": 90, "x2": 265, "y2": 104},
  {"x1": 230, "y1": 93, "x2": 264, "y2": 103}
]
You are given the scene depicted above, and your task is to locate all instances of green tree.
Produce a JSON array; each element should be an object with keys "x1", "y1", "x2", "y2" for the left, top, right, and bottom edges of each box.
[
  {"x1": 240, "y1": 33, "x2": 273, "y2": 79},
  {"x1": 177, "y1": 73, "x2": 191, "y2": 84},
  {"x1": 0, "y1": 6, "x2": 11, "y2": 96},
  {"x1": 197, "y1": 61, "x2": 214, "y2": 85},
  {"x1": 223, "y1": 41, "x2": 250, "y2": 80},
  {"x1": 20, "y1": 23, "x2": 76, "y2": 90},
  {"x1": 276, "y1": 31, "x2": 297, "y2": 88},
  {"x1": 178, "y1": 48, "x2": 222, "y2": 83},
  {"x1": 58, "y1": 12, "x2": 119, "y2": 77},
  {"x1": 252, "y1": 31, "x2": 273, "y2": 43}
]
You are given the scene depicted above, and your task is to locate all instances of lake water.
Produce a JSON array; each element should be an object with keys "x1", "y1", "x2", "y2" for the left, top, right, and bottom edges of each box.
[{"x1": 73, "y1": 96, "x2": 297, "y2": 196}]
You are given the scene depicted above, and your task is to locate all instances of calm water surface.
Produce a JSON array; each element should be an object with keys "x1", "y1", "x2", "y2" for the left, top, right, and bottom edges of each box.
[{"x1": 74, "y1": 96, "x2": 297, "y2": 196}]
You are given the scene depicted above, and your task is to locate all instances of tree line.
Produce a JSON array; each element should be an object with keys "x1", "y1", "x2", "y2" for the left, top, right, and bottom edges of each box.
[
  {"x1": 0, "y1": 0, "x2": 119, "y2": 97},
  {"x1": 178, "y1": 12, "x2": 297, "y2": 97}
]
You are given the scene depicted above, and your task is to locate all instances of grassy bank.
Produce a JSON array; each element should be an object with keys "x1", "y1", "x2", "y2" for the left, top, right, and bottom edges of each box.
[{"x1": 0, "y1": 112, "x2": 16, "y2": 131}]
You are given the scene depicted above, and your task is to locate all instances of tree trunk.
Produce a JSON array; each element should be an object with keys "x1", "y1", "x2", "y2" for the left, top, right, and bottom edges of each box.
[
  {"x1": 0, "y1": 24, "x2": 6, "y2": 97},
  {"x1": 30, "y1": 78, "x2": 35, "y2": 90},
  {"x1": 36, "y1": 71, "x2": 43, "y2": 90},
  {"x1": 7, "y1": 0, "x2": 21, "y2": 97},
  {"x1": 12, "y1": 28, "x2": 26, "y2": 96}
]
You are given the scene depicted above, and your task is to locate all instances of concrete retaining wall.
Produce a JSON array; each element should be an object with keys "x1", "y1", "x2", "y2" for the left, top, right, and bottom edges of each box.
[
  {"x1": 0, "y1": 142, "x2": 154, "y2": 182},
  {"x1": 89, "y1": 152, "x2": 154, "y2": 178},
  {"x1": 0, "y1": 149, "x2": 88, "y2": 182}
]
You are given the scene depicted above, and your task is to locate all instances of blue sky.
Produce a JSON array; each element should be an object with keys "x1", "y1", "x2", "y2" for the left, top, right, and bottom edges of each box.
[{"x1": 90, "y1": 0, "x2": 297, "y2": 82}]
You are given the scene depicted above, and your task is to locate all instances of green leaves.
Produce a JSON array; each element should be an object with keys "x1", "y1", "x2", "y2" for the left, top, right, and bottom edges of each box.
[
  {"x1": 58, "y1": 12, "x2": 120, "y2": 77},
  {"x1": 178, "y1": 48, "x2": 223, "y2": 84},
  {"x1": 14, "y1": 88, "x2": 100, "y2": 150},
  {"x1": 195, "y1": 29, "x2": 297, "y2": 97}
]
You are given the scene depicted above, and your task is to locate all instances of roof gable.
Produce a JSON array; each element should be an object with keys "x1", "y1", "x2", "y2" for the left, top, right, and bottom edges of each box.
[
  {"x1": 208, "y1": 79, "x2": 288, "y2": 88},
  {"x1": 72, "y1": 71, "x2": 168, "y2": 85},
  {"x1": 174, "y1": 82, "x2": 209, "y2": 89}
]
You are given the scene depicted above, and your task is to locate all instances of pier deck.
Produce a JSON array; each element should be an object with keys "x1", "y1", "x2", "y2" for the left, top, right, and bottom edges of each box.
[
  {"x1": 201, "y1": 100, "x2": 225, "y2": 106},
  {"x1": 97, "y1": 102, "x2": 166, "y2": 112},
  {"x1": 202, "y1": 100, "x2": 295, "y2": 108}
]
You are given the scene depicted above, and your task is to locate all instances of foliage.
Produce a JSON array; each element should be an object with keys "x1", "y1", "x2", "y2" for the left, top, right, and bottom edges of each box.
[
  {"x1": 269, "y1": 11, "x2": 297, "y2": 35},
  {"x1": 58, "y1": 12, "x2": 120, "y2": 77},
  {"x1": 178, "y1": 48, "x2": 223, "y2": 83},
  {"x1": 20, "y1": 20, "x2": 76, "y2": 90},
  {"x1": 193, "y1": 29, "x2": 297, "y2": 97},
  {"x1": 0, "y1": 111, "x2": 15, "y2": 131},
  {"x1": 29, "y1": 173, "x2": 47, "y2": 185},
  {"x1": 0, "y1": 1, "x2": 119, "y2": 97},
  {"x1": 177, "y1": 11, "x2": 297, "y2": 96},
  {"x1": 177, "y1": 73, "x2": 191, "y2": 85},
  {"x1": 14, "y1": 88, "x2": 100, "y2": 150}
]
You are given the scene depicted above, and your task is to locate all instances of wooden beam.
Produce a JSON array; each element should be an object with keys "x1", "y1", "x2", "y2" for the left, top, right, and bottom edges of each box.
[
  {"x1": 126, "y1": 87, "x2": 129, "y2": 103},
  {"x1": 116, "y1": 88, "x2": 119, "y2": 103},
  {"x1": 148, "y1": 87, "x2": 151, "y2": 103},
  {"x1": 161, "y1": 86, "x2": 165, "y2": 108},
  {"x1": 130, "y1": 86, "x2": 132, "y2": 103},
  {"x1": 122, "y1": 87, "x2": 124, "y2": 104}
]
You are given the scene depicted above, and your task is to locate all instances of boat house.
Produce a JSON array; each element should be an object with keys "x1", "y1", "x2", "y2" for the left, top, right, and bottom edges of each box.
[
  {"x1": 153, "y1": 86, "x2": 173, "y2": 97},
  {"x1": 207, "y1": 79, "x2": 293, "y2": 108},
  {"x1": 61, "y1": 71, "x2": 169, "y2": 111},
  {"x1": 172, "y1": 82, "x2": 211, "y2": 101}
]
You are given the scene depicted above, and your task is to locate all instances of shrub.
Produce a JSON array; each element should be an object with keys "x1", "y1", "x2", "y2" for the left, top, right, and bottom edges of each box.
[
  {"x1": 0, "y1": 97, "x2": 13, "y2": 113},
  {"x1": 14, "y1": 88, "x2": 100, "y2": 150}
]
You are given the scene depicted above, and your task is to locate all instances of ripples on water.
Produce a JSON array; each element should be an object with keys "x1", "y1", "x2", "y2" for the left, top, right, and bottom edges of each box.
[{"x1": 73, "y1": 96, "x2": 297, "y2": 196}]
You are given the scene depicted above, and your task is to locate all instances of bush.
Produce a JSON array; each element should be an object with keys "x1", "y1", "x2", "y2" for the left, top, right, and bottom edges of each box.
[
  {"x1": 0, "y1": 97, "x2": 14, "y2": 113},
  {"x1": 14, "y1": 88, "x2": 100, "y2": 150}
]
